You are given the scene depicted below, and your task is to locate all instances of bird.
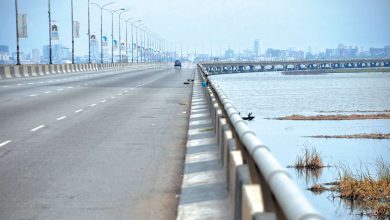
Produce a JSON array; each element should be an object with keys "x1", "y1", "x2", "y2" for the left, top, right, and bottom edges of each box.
[{"x1": 242, "y1": 112, "x2": 255, "y2": 121}]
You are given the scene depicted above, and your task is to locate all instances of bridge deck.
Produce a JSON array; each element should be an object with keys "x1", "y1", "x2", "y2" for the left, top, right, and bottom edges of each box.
[{"x1": 177, "y1": 76, "x2": 232, "y2": 219}]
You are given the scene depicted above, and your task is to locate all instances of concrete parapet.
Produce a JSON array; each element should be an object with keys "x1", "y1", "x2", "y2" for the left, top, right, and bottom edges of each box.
[
  {"x1": 22, "y1": 65, "x2": 29, "y2": 77},
  {"x1": 229, "y1": 151, "x2": 244, "y2": 211},
  {"x1": 0, "y1": 65, "x2": 11, "y2": 79},
  {"x1": 241, "y1": 184, "x2": 268, "y2": 220},
  {"x1": 30, "y1": 65, "x2": 37, "y2": 76}
]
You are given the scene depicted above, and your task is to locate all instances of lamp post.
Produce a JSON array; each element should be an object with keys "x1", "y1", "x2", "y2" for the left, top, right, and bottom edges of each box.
[
  {"x1": 138, "y1": 24, "x2": 146, "y2": 62},
  {"x1": 131, "y1": 20, "x2": 141, "y2": 63},
  {"x1": 88, "y1": 0, "x2": 90, "y2": 63},
  {"x1": 71, "y1": 0, "x2": 74, "y2": 64},
  {"x1": 48, "y1": 0, "x2": 52, "y2": 64},
  {"x1": 105, "y1": 8, "x2": 125, "y2": 63},
  {"x1": 91, "y1": 2, "x2": 115, "y2": 64},
  {"x1": 15, "y1": 0, "x2": 20, "y2": 65},
  {"x1": 124, "y1": 17, "x2": 134, "y2": 63},
  {"x1": 117, "y1": 10, "x2": 126, "y2": 63}
]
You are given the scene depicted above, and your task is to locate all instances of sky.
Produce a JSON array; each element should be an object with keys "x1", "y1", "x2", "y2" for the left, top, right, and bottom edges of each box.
[{"x1": 0, "y1": 0, "x2": 389, "y2": 56}]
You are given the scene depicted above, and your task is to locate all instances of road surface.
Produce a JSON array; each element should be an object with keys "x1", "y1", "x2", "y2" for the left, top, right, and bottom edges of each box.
[{"x1": 0, "y1": 65, "x2": 193, "y2": 220}]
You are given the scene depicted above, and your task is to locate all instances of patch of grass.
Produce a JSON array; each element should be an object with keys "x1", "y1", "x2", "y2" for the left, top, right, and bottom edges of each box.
[
  {"x1": 309, "y1": 133, "x2": 390, "y2": 139},
  {"x1": 287, "y1": 148, "x2": 326, "y2": 169},
  {"x1": 276, "y1": 113, "x2": 390, "y2": 120},
  {"x1": 308, "y1": 159, "x2": 390, "y2": 218}
]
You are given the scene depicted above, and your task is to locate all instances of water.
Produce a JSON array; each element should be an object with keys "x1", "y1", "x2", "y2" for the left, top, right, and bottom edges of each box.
[{"x1": 210, "y1": 72, "x2": 390, "y2": 220}]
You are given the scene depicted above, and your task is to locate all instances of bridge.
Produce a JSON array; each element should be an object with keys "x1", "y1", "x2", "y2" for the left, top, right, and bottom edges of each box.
[
  {"x1": 201, "y1": 58, "x2": 390, "y2": 74},
  {"x1": 0, "y1": 62, "x2": 325, "y2": 220}
]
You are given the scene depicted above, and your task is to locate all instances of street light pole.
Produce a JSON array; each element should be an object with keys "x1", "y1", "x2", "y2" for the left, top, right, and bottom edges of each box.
[
  {"x1": 71, "y1": 0, "x2": 74, "y2": 64},
  {"x1": 15, "y1": 0, "x2": 21, "y2": 65},
  {"x1": 48, "y1": 0, "x2": 52, "y2": 64},
  {"x1": 105, "y1": 8, "x2": 124, "y2": 63},
  {"x1": 118, "y1": 10, "x2": 126, "y2": 63},
  {"x1": 124, "y1": 18, "x2": 134, "y2": 63},
  {"x1": 88, "y1": 0, "x2": 91, "y2": 63},
  {"x1": 91, "y1": 2, "x2": 114, "y2": 64},
  {"x1": 131, "y1": 20, "x2": 141, "y2": 63}
]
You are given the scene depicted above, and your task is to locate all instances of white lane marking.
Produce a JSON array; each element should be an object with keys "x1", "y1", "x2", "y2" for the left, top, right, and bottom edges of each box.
[
  {"x1": 130, "y1": 88, "x2": 134, "y2": 90},
  {"x1": 17, "y1": 84, "x2": 23, "y2": 86},
  {"x1": 124, "y1": 90, "x2": 129, "y2": 93},
  {"x1": 67, "y1": 86, "x2": 73, "y2": 89},
  {"x1": 0, "y1": 140, "x2": 12, "y2": 147},
  {"x1": 90, "y1": 103, "x2": 97, "y2": 107},
  {"x1": 48, "y1": 80, "x2": 53, "y2": 83},
  {"x1": 100, "y1": 100, "x2": 106, "y2": 103},
  {"x1": 44, "y1": 91, "x2": 52, "y2": 94},
  {"x1": 75, "y1": 109, "x2": 83, "y2": 113},
  {"x1": 28, "y1": 83, "x2": 34, "y2": 85},
  {"x1": 39, "y1": 81, "x2": 44, "y2": 84},
  {"x1": 117, "y1": 93, "x2": 122, "y2": 96},
  {"x1": 111, "y1": 97, "x2": 116, "y2": 99},
  {"x1": 31, "y1": 125, "x2": 45, "y2": 132},
  {"x1": 56, "y1": 116, "x2": 67, "y2": 121},
  {"x1": 3, "y1": 85, "x2": 9, "y2": 88},
  {"x1": 30, "y1": 94, "x2": 38, "y2": 97},
  {"x1": 57, "y1": 88, "x2": 63, "y2": 91}
]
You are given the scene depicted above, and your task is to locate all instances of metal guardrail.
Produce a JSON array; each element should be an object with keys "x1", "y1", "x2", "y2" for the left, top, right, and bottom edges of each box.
[{"x1": 197, "y1": 63, "x2": 325, "y2": 220}]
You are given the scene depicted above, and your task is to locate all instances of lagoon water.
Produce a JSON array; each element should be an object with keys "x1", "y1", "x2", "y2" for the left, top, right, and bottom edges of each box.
[{"x1": 210, "y1": 72, "x2": 390, "y2": 219}]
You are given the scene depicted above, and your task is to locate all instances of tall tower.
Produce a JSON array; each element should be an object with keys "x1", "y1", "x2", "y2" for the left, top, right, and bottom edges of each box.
[{"x1": 254, "y1": 39, "x2": 259, "y2": 56}]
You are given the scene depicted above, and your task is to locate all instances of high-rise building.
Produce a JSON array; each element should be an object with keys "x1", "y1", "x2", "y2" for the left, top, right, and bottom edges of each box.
[
  {"x1": 91, "y1": 39, "x2": 100, "y2": 62},
  {"x1": 32, "y1": 49, "x2": 40, "y2": 63},
  {"x1": 0, "y1": 45, "x2": 9, "y2": 63},
  {"x1": 254, "y1": 39, "x2": 259, "y2": 56}
]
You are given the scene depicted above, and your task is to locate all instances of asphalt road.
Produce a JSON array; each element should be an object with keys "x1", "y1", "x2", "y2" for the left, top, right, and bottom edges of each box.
[{"x1": 0, "y1": 65, "x2": 194, "y2": 220}]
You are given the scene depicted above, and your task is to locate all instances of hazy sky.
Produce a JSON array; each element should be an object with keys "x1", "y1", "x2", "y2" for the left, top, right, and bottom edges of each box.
[{"x1": 0, "y1": 0, "x2": 389, "y2": 56}]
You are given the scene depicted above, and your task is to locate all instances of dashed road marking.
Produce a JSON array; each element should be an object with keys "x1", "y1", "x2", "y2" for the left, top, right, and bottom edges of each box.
[
  {"x1": 0, "y1": 140, "x2": 12, "y2": 147},
  {"x1": 3, "y1": 86, "x2": 9, "y2": 88},
  {"x1": 17, "y1": 84, "x2": 23, "y2": 86},
  {"x1": 57, "y1": 88, "x2": 63, "y2": 91},
  {"x1": 75, "y1": 109, "x2": 83, "y2": 113},
  {"x1": 100, "y1": 100, "x2": 106, "y2": 103},
  {"x1": 111, "y1": 97, "x2": 116, "y2": 99},
  {"x1": 67, "y1": 86, "x2": 73, "y2": 89},
  {"x1": 31, "y1": 125, "x2": 45, "y2": 132},
  {"x1": 56, "y1": 116, "x2": 67, "y2": 121},
  {"x1": 30, "y1": 94, "x2": 38, "y2": 97},
  {"x1": 90, "y1": 103, "x2": 97, "y2": 107},
  {"x1": 117, "y1": 93, "x2": 122, "y2": 96},
  {"x1": 44, "y1": 91, "x2": 52, "y2": 94}
]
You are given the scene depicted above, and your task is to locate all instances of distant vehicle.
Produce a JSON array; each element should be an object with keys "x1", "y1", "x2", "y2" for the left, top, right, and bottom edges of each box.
[{"x1": 174, "y1": 60, "x2": 181, "y2": 68}]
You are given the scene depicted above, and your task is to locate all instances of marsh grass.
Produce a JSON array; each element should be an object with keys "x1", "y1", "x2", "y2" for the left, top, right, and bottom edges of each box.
[
  {"x1": 310, "y1": 133, "x2": 390, "y2": 139},
  {"x1": 276, "y1": 113, "x2": 390, "y2": 120},
  {"x1": 288, "y1": 148, "x2": 326, "y2": 169},
  {"x1": 308, "y1": 159, "x2": 390, "y2": 217}
]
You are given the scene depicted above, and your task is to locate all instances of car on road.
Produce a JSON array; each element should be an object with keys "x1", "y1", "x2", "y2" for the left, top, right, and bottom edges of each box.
[{"x1": 174, "y1": 60, "x2": 181, "y2": 68}]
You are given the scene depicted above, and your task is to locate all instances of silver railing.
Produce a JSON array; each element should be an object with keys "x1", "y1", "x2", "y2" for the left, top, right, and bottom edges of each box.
[{"x1": 197, "y1": 63, "x2": 325, "y2": 220}]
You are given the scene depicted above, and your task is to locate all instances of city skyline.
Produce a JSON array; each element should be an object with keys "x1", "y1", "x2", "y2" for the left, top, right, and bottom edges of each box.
[{"x1": 0, "y1": 0, "x2": 389, "y2": 60}]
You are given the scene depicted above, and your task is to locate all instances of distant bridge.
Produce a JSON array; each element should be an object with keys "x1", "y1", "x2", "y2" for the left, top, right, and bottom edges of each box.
[{"x1": 201, "y1": 58, "x2": 390, "y2": 74}]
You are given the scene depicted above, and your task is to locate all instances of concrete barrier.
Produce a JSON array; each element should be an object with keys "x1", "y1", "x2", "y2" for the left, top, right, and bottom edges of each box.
[
  {"x1": 22, "y1": 65, "x2": 29, "y2": 77},
  {"x1": 30, "y1": 65, "x2": 37, "y2": 76},
  {"x1": 0, "y1": 63, "x2": 167, "y2": 80},
  {"x1": 0, "y1": 66, "x2": 11, "y2": 79}
]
